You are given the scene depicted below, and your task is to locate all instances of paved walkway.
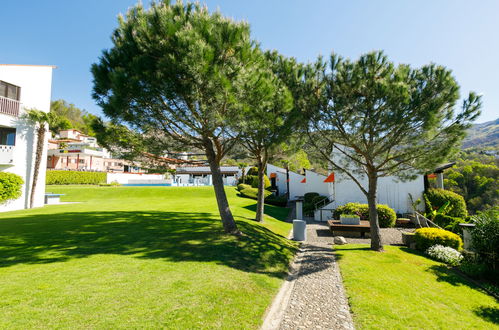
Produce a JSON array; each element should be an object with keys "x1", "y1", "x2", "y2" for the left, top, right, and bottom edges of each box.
[{"x1": 264, "y1": 219, "x2": 355, "y2": 330}]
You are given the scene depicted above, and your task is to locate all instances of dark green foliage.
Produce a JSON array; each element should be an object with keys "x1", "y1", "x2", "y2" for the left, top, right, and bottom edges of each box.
[
  {"x1": 264, "y1": 194, "x2": 288, "y2": 207},
  {"x1": 50, "y1": 99, "x2": 97, "y2": 136},
  {"x1": 442, "y1": 149, "x2": 499, "y2": 214},
  {"x1": 414, "y1": 228, "x2": 463, "y2": 251},
  {"x1": 246, "y1": 167, "x2": 259, "y2": 176},
  {"x1": 239, "y1": 175, "x2": 271, "y2": 189},
  {"x1": 434, "y1": 214, "x2": 465, "y2": 234},
  {"x1": 470, "y1": 209, "x2": 499, "y2": 270},
  {"x1": 0, "y1": 172, "x2": 24, "y2": 204},
  {"x1": 424, "y1": 188, "x2": 468, "y2": 218},
  {"x1": 304, "y1": 192, "x2": 320, "y2": 203},
  {"x1": 333, "y1": 203, "x2": 396, "y2": 228},
  {"x1": 46, "y1": 171, "x2": 107, "y2": 185},
  {"x1": 237, "y1": 184, "x2": 287, "y2": 206}
]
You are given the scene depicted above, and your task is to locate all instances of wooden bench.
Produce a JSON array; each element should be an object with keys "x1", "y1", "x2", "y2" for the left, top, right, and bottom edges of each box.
[
  {"x1": 45, "y1": 193, "x2": 65, "y2": 205},
  {"x1": 327, "y1": 220, "x2": 371, "y2": 238}
]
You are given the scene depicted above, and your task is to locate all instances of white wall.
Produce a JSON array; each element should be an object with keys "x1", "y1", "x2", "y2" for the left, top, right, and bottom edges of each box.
[
  {"x1": 326, "y1": 171, "x2": 424, "y2": 215},
  {"x1": 266, "y1": 163, "x2": 287, "y2": 196},
  {"x1": 0, "y1": 65, "x2": 53, "y2": 212},
  {"x1": 107, "y1": 172, "x2": 167, "y2": 184}
]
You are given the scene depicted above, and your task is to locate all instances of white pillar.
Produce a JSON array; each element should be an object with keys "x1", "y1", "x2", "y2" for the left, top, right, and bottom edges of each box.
[
  {"x1": 296, "y1": 200, "x2": 303, "y2": 220},
  {"x1": 436, "y1": 172, "x2": 444, "y2": 189}
]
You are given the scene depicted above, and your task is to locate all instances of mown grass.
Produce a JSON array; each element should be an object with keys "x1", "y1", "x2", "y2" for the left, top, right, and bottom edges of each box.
[
  {"x1": 0, "y1": 186, "x2": 297, "y2": 329},
  {"x1": 335, "y1": 245, "x2": 499, "y2": 329}
]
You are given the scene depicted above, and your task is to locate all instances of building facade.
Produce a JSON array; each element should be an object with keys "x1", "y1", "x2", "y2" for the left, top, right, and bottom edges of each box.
[{"x1": 0, "y1": 64, "x2": 54, "y2": 212}]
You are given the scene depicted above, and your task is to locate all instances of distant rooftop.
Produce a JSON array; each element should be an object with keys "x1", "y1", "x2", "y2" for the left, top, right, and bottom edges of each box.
[{"x1": 176, "y1": 166, "x2": 239, "y2": 175}]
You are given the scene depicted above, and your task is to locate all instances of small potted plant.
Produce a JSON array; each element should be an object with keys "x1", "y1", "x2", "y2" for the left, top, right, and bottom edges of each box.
[{"x1": 340, "y1": 214, "x2": 360, "y2": 225}]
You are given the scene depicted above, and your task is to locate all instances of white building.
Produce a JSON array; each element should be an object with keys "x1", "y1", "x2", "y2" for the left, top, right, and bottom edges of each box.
[
  {"x1": 0, "y1": 64, "x2": 54, "y2": 212},
  {"x1": 266, "y1": 163, "x2": 424, "y2": 221},
  {"x1": 175, "y1": 166, "x2": 240, "y2": 186}
]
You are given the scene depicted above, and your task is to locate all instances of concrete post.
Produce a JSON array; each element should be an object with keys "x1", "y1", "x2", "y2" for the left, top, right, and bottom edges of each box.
[
  {"x1": 293, "y1": 219, "x2": 306, "y2": 241},
  {"x1": 296, "y1": 200, "x2": 303, "y2": 220},
  {"x1": 459, "y1": 223, "x2": 475, "y2": 250},
  {"x1": 436, "y1": 172, "x2": 444, "y2": 189}
]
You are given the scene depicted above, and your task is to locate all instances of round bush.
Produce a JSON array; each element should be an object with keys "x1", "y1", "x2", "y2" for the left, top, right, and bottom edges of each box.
[
  {"x1": 333, "y1": 202, "x2": 396, "y2": 228},
  {"x1": 414, "y1": 227, "x2": 463, "y2": 251},
  {"x1": 0, "y1": 172, "x2": 24, "y2": 204},
  {"x1": 304, "y1": 192, "x2": 320, "y2": 203},
  {"x1": 426, "y1": 244, "x2": 463, "y2": 266},
  {"x1": 424, "y1": 188, "x2": 467, "y2": 218}
]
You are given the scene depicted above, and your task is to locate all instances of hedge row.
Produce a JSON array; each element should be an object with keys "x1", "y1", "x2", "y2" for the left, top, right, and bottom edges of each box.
[
  {"x1": 46, "y1": 171, "x2": 107, "y2": 185},
  {"x1": 333, "y1": 202, "x2": 397, "y2": 228}
]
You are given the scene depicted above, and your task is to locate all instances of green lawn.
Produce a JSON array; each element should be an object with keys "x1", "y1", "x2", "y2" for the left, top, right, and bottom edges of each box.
[
  {"x1": 0, "y1": 186, "x2": 297, "y2": 329},
  {"x1": 335, "y1": 245, "x2": 499, "y2": 329}
]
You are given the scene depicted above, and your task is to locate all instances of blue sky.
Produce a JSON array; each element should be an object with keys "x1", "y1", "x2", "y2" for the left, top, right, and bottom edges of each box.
[{"x1": 1, "y1": 0, "x2": 498, "y2": 122}]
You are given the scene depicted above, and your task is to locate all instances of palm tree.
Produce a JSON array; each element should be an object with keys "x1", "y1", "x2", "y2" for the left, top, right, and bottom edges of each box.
[{"x1": 24, "y1": 109, "x2": 56, "y2": 208}]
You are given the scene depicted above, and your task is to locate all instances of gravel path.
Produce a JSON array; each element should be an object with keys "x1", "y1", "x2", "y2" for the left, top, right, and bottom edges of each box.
[{"x1": 277, "y1": 222, "x2": 355, "y2": 330}]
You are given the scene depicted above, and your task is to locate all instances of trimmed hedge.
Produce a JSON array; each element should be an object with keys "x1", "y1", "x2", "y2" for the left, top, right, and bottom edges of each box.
[
  {"x1": 0, "y1": 172, "x2": 24, "y2": 204},
  {"x1": 46, "y1": 170, "x2": 107, "y2": 185},
  {"x1": 238, "y1": 174, "x2": 271, "y2": 189},
  {"x1": 424, "y1": 188, "x2": 467, "y2": 219},
  {"x1": 414, "y1": 227, "x2": 463, "y2": 251},
  {"x1": 333, "y1": 202, "x2": 397, "y2": 228}
]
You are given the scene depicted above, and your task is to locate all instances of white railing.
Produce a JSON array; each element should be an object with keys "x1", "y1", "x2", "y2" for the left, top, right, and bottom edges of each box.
[
  {"x1": 0, "y1": 145, "x2": 15, "y2": 165},
  {"x1": 0, "y1": 96, "x2": 20, "y2": 117}
]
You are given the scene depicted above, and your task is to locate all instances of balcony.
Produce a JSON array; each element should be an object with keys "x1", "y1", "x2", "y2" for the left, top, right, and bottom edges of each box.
[
  {"x1": 0, "y1": 96, "x2": 20, "y2": 117},
  {"x1": 0, "y1": 145, "x2": 14, "y2": 165}
]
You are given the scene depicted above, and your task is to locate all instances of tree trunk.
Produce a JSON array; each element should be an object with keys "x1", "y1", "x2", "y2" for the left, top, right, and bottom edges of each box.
[
  {"x1": 30, "y1": 125, "x2": 45, "y2": 208},
  {"x1": 255, "y1": 156, "x2": 266, "y2": 222},
  {"x1": 204, "y1": 139, "x2": 240, "y2": 235},
  {"x1": 367, "y1": 170, "x2": 383, "y2": 251}
]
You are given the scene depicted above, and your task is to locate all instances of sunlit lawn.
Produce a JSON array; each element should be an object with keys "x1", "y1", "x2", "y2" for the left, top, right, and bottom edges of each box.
[
  {"x1": 335, "y1": 245, "x2": 499, "y2": 329},
  {"x1": 0, "y1": 186, "x2": 297, "y2": 329}
]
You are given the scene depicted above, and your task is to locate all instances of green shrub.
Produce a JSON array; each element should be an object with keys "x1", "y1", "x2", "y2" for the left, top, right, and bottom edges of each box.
[
  {"x1": 237, "y1": 183, "x2": 249, "y2": 191},
  {"x1": 0, "y1": 172, "x2": 24, "y2": 204},
  {"x1": 414, "y1": 227, "x2": 463, "y2": 251},
  {"x1": 434, "y1": 214, "x2": 465, "y2": 234},
  {"x1": 265, "y1": 194, "x2": 288, "y2": 207},
  {"x1": 238, "y1": 184, "x2": 287, "y2": 206},
  {"x1": 424, "y1": 188, "x2": 467, "y2": 219},
  {"x1": 333, "y1": 203, "x2": 396, "y2": 228},
  {"x1": 304, "y1": 192, "x2": 320, "y2": 203},
  {"x1": 240, "y1": 174, "x2": 271, "y2": 189},
  {"x1": 46, "y1": 170, "x2": 107, "y2": 185},
  {"x1": 246, "y1": 167, "x2": 258, "y2": 176},
  {"x1": 238, "y1": 184, "x2": 272, "y2": 200},
  {"x1": 470, "y1": 209, "x2": 499, "y2": 269}
]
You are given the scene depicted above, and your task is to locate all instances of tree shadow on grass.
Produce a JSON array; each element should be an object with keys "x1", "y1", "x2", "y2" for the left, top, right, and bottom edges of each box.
[
  {"x1": 473, "y1": 306, "x2": 499, "y2": 325},
  {"x1": 0, "y1": 211, "x2": 297, "y2": 278}
]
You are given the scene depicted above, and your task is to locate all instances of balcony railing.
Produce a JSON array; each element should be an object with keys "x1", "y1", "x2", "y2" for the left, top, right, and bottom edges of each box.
[
  {"x1": 0, "y1": 145, "x2": 15, "y2": 165},
  {"x1": 0, "y1": 96, "x2": 20, "y2": 117}
]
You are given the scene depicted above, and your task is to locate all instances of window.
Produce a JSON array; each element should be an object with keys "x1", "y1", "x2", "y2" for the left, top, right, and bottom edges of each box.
[
  {"x1": 0, "y1": 127, "x2": 16, "y2": 146},
  {"x1": 0, "y1": 81, "x2": 20, "y2": 101}
]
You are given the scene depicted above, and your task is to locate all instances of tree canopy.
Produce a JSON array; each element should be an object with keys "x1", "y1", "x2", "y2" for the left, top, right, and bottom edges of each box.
[
  {"x1": 91, "y1": 0, "x2": 264, "y2": 234},
  {"x1": 307, "y1": 51, "x2": 481, "y2": 251}
]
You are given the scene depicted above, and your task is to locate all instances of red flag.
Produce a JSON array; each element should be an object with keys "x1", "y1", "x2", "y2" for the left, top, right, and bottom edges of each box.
[
  {"x1": 300, "y1": 178, "x2": 306, "y2": 183},
  {"x1": 324, "y1": 172, "x2": 335, "y2": 183}
]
